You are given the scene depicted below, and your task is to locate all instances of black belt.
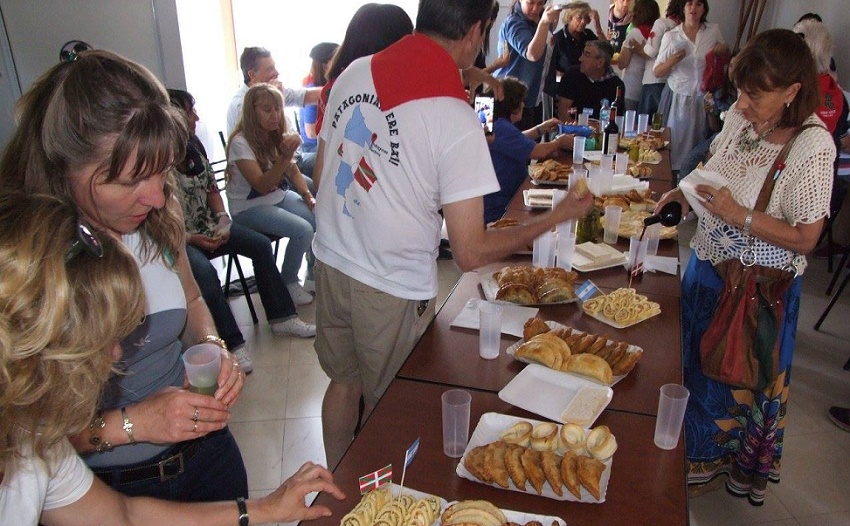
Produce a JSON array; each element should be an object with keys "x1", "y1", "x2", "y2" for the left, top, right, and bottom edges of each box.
[{"x1": 93, "y1": 437, "x2": 204, "y2": 485}]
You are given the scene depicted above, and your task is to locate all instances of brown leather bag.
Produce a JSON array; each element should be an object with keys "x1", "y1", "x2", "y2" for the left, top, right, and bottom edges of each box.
[{"x1": 698, "y1": 125, "x2": 818, "y2": 390}]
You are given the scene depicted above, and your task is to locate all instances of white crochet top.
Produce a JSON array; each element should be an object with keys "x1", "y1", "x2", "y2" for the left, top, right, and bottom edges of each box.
[{"x1": 690, "y1": 104, "x2": 835, "y2": 275}]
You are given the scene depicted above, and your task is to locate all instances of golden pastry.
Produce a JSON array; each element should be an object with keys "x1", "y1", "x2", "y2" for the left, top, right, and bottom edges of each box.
[
  {"x1": 586, "y1": 425, "x2": 618, "y2": 461},
  {"x1": 495, "y1": 282, "x2": 536, "y2": 305},
  {"x1": 577, "y1": 455, "x2": 606, "y2": 501},
  {"x1": 541, "y1": 450, "x2": 564, "y2": 496},
  {"x1": 441, "y1": 500, "x2": 507, "y2": 526},
  {"x1": 500, "y1": 421, "x2": 533, "y2": 447},
  {"x1": 520, "y1": 448, "x2": 546, "y2": 494},
  {"x1": 505, "y1": 443, "x2": 527, "y2": 490},
  {"x1": 522, "y1": 317, "x2": 551, "y2": 341},
  {"x1": 529, "y1": 422, "x2": 559, "y2": 451},
  {"x1": 560, "y1": 450, "x2": 582, "y2": 499},
  {"x1": 463, "y1": 445, "x2": 489, "y2": 482},
  {"x1": 563, "y1": 353, "x2": 614, "y2": 384},
  {"x1": 559, "y1": 423, "x2": 587, "y2": 455},
  {"x1": 515, "y1": 333, "x2": 569, "y2": 370},
  {"x1": 611, "y1": 348, "x2": 643, "y2": 376},
  {"x1": 482, "y1": 441, "x2": 510, "y2": 488}
]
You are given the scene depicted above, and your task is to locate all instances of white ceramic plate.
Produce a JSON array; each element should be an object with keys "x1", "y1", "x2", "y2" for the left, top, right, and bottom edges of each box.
[
  {"x1": 583, "y1": 307, "x2": 660, "y2": 329},
  {"x1": 506, "y1": 320, "x2": 643, "y2": 385},
  {"x1": 480, "y1": 271, "x2": 579, "y2": 306},
  {"x1": 456, "y1": 412, "x2": 612, "y2": 502},
  {"x1": 498, "y1": 364, "x2": 613, "y2": 424}
]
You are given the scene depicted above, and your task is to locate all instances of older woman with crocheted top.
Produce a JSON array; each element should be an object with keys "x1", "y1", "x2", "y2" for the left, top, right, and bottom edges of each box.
[{"x1": 656, "y1": 29, "x2": 835, "y2": 505}]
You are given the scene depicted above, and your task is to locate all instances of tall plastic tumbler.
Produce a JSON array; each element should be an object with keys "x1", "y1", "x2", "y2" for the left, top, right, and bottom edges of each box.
[
  {"x1": 654, "y1": 384, "x2": 690, "y2": 449},
  {"x1": 442, "y1": 389, "x2": 472, "y2": 457}
]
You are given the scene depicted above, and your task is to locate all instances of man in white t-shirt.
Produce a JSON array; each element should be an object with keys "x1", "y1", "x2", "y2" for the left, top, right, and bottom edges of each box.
[
  {"x1": 225, "y1": 47, "x2": 322, "y2": 135},
  {"x1": 312, "y1": 0, "x2": 593, "y2": 468}
]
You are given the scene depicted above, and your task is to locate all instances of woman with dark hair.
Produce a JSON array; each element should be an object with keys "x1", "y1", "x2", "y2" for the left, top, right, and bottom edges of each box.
[
  {"x1": 653, "y1": 0, "x2": 726, "y2": 171},
  {"x1": 617, "y1": 0, "x2": 660, "y2": 111},
  {"x1": 639, "y1": 0, "x2": 683, "y2": 115},
  {"x1": 657, "y1": 29, "x2": 835, "y2": 505},
  {"x1": 0, "y1": 49, "x2": 247, "y2": 502},
  {"x1": 484, "y1": 77, "x2": 573, "y2": 224},
  {"x1": 300, "y1": 42, "x2": 338, "y2": 160},
  {"x1": 313, "y1": 3, "x2": 414, "y2": 188}
]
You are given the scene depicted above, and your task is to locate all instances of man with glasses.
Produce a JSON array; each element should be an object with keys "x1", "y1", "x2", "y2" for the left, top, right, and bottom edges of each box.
[{"x1": 556, "y1": 40, "x2": 624, "y2": 122}]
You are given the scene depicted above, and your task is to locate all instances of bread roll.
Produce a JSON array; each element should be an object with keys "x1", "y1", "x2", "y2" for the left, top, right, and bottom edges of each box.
[
  {"x1": 529, "y1": 422, "x2": 559, "y2": 451},
  {"x1": 586, "y1": 425, "x2": 618, "y2": 461},
  {"x1": 563, "y1": 353, "x2": 614, "y2": 384}
]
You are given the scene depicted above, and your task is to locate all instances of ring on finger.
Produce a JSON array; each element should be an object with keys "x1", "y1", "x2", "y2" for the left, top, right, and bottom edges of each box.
[
  {"x1": 192, "y1": 407, "x2": 199, "y2": 422},
  {"x1": 706, "y1": 194, "x2": 714, "y2": 203},
  {"x1": 193, "y1": 421, "x2": 198, "y2": 433}
]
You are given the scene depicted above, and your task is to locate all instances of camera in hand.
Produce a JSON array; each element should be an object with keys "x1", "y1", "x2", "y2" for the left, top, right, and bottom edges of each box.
[{"x1": 643, "y1": 201, "x2": 682, "y2": 227}]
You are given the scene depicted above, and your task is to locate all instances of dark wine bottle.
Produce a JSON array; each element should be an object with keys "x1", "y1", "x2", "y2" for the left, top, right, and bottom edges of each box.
[
  {"x1": 643, "y1": 201, "x2": 682, "y2": 227},
  {"x1": 601, "y1": 107, "x2": 619, "y2": 155}
]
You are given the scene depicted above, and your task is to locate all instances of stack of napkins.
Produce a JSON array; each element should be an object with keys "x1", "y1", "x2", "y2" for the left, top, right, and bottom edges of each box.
[{"x1": 575, "y1": 242, "x2": 624, "y2": 266}]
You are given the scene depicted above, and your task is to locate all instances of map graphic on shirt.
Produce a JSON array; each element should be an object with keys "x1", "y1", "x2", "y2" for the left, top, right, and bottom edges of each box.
[{"x1": 335, "y1": 105, "x2": 378, "y2": 217}]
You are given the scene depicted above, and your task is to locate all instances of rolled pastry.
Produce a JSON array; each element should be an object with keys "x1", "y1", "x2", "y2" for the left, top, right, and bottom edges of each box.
[
  {"x1": 500, "y1": 421, "x2": 533, "y2": 447},
  {"x1": 529, "y1": 422, "x2": 559, "y2": 451},
  {"x1": 559, "y1": 423, "x2": 587, "y2": 455},
  {"x1": 586, "y1": 425, "x2": 618, "y2": 461}
]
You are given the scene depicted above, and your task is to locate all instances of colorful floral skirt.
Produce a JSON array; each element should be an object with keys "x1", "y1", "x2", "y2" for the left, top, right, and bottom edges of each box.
[{"x1": 681, "y1": 254, "x2": 802, "y2": 506}]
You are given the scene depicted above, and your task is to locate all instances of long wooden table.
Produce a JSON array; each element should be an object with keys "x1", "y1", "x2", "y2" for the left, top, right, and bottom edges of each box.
[
  {"x1": 308, "y1": 137, "x2": 687, "y2": 526},
  {"x1": 310, "y1": 380, "x2": 689, "y2": 526}
]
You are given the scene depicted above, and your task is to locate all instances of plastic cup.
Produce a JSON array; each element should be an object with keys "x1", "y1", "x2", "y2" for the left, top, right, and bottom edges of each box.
[
  {"x1": 627, "y1": 236, "x2": 649, "y2": 275},
  {"x1": 533, "y1": 231, "x2": 556, "y2": 268},
  {"x1": 615, "y1": 152, "x2": 629, "y2": 175},
  {"x1": 478, "y1": 302, "x2": 503, "y2": 360},
  {"x1": 654, "y1": 384, "x2": 690, "y2": 449},
  {"x1": 442, "y1": 389, "x2": 472, "y2": 457},
  {"x1": 652, "y1": 112, "x2": 664, "y2": 131},
  {"x1": 556, "y1": 230, "x2": 577, "y2": 271},
  {"x1": 615, "y1": 115, "x2": 624, "y2": 136},
  {"x1": 573, "y1": 136, "x2": 586, "y2": 165},
  {"x1": 599, "y1": 168, "x2": 614, "y2": 195},
  {"x1": 604, "y1": 205, "x2": 623, "y2": 244},
  {"x1": 645, "y1": 223, "x2": 662, "y2": 256},
  {"x1": 182, "y1": 343, "x2": 221, "y2": 395},
  {"x1": 600, "y1": 153, "x2": 614, "y2": 172},
  {"x1": 625, "y1": 110, "x2": 636, "y2": 134},
  {"x1": 588, "y1": 165, "x2": 602, "y2": 196},
  {"x1": 637, "y1": 113, "x2": 649, "y2": 134}
]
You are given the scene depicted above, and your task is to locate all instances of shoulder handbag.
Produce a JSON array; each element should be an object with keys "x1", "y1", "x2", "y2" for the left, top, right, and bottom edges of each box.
[{"x1": 699, "y1": 124, "x2": 818, "y2": 391}]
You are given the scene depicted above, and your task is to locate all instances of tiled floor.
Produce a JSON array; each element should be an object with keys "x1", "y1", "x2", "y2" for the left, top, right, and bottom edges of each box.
[{"x1": 221, "y1": 232, "x2": 850, "y2": 525}]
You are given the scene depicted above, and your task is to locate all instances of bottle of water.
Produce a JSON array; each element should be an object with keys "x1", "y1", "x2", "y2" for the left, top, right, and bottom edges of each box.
[{"x1": 599, "y1": 98, "x2": 610, "y2": 124}]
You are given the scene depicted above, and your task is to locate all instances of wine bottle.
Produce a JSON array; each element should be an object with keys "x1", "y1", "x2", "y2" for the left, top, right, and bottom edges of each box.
[
  {"x1": 601, "y1": 108, "x2": 619, "y2": 155},
  {"x1": 643, "y1": 201, "x2": 683, "y2": 227},
  {"x1": 610, "y1": 87, "x2": 621, "y2": 116}
]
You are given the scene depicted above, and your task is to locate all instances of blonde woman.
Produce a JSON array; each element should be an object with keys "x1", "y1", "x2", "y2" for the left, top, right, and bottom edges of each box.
[
  {"x1": 0, "y1": 193, "x2": 344, "y2": 526},
  {"x1": 553, "y1": 1, "x2": 604, "y2": 75},
  {"x1": 226, "y1": 83, "x2": 316, "y2": 303},
  {"x1": 0, "y1": 49, "x2": 245, "y2": 502}
]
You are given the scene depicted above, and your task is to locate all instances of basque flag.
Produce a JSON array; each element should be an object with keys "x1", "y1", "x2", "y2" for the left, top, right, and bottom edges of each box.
[
  {"x1": 358, "y1": 464, "x2": 392, "y2": 495},
  {"x1": 404, "y1": 437, "x2": 420, "y2": 468},
  {"x1": 576, "y1": 280, "x2": 600, "y2": 303}
]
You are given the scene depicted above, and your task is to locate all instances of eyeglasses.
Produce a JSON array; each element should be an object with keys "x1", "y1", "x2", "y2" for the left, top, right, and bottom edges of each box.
[{"x1": 65, "y1": 222, "x2": 104, "y2": 263}]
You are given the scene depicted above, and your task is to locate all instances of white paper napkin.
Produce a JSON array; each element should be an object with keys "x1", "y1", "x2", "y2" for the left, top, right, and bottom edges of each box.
[
  {"x1": 643, "y1": 255, "x2": 679, "y2": 275},
  {"x1": 450, "y1": 298, "x2": 539, "y2": 338},
  {"x1": 679, "y1": 168, "x2": 729, "y2": 218}
]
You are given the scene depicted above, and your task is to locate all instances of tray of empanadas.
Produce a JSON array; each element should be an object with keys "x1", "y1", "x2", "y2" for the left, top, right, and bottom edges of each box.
[
  {"x1": 581, "y1": 287, "x2": 661, "y2": 329},
  {"x1": 442, "y1": 499, "x2": 565, "y2": 526},
  {"x1": 506, "y1": 319, "x2": 644, "y2": 385},
  {"x1": 457, "y1": 413, "x2": 613, "y2": 503},
  {"x1": 340, "y1": 484, "x2": 446, "y2": 526},
  {"x1": 481, "y1": 266, "x2": 578, "y2": 306}
]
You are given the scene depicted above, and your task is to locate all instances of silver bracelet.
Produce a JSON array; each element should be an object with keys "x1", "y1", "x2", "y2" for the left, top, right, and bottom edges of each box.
[{"x1": 742, "y1": 208, "x2": 754, "y2": 238}]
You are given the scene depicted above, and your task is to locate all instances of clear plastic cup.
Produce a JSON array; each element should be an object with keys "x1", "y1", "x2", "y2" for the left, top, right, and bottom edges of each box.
[
  {"x1": 442, "y1": 389, "x2": 472, "y2": 457},
  {"x1": 557, "y1": 230, "x2": 577, "y2": 271},
  {"x1": 533, "y1": 231, "x2": 556, "y2": 268},
  {"x1": 615, "y1": 152, "x2": 629, "y2": 175},
  {"x1": 478, "y1": 302, "x2": 502, "y2": 360},
  {"x1": 625, "y1": 110, "x2": 636, "y2": 134},
  {"x1": 645, "y1": 223, "x2": 662, "y2": 256},
  {"x1": 654, "y1": 384, "x2": 690, "y2": 449},
  {"x1": 637, "y1": 113, "x2": 649, "y2": 134},
  {"x1": 182, "y1": 343, "x2": 221, "y2": 395},
  {"x1": 601, "y1": 154, "x2": 614, "y2": 172},
  {"x1": 573, "y1": 136, "x2": 586, "y2": 165},
  {"x1": 578, "y1": 113, "x2": 589, "y2": 126},
  {"x1": 604, "y1": 205, "x2": 623, "y2": 244}
]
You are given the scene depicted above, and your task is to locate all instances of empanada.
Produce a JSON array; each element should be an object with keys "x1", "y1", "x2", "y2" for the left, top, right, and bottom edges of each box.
[
  {"x1": 463, "y1": 445, "x2": 489, "y2": 482},
  {"x1": 482, "y1": 441, "x2": 510, "y2": 488},
  {"x1": 523, "y1": 317, "x2": 551, "y2": 341},
  {"x1": 496, "y1": 282, "x2": 536, "y2": 304},
  {"x1": 520, "y1": 448, "x2": 546, "y2": 494},
  {"x1": 505, "y1": 444, "x2": 527, "y2": 490},
  {"x1": 612, "y1": 348, "x2": 643, "y2": 376},
  {"x1": 577, "y1": 455, "x2": 606, "y2": 501},
  {"x1": 560, "y1": 450, "x2": 582, "y2": 499},
  {"x1": 515, "y1": 333, "x2": 569, "y2": 370},
  {"x1": 563, "y1": 353, "x2": 614, "y2": 384},
  {"x1": 541, "y1": 450, "x2": 564, "y2": 496}
]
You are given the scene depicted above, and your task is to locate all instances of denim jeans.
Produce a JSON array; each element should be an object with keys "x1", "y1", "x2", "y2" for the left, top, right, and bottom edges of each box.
[
  {"x1": 187, "y1": 223, "x2": 297, "y2": 344},
  {"x1": 94, "y1": 428, "x2": 248, "y2": 502},
  {"x1": 233, "y1": 190, "x2": 315, "y2": 284}
]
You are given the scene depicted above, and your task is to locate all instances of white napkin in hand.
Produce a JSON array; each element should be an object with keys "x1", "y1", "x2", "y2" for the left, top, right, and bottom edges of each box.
[
  {"x1": 679, "y1": 169, "x2": 729, "y2": 218},
  {"x1": 450, "y1": 298, "x2": 539, "y2": 338}
]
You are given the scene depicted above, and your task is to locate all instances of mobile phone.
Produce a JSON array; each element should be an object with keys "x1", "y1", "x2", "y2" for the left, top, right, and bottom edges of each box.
[{"x1": 474, "y1": 96, "x2": 494, "y2": 133}]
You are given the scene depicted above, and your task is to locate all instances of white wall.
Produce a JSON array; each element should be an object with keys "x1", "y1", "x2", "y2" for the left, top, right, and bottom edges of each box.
[{"x1": 0, "y1": 0, "x2": 184, "y2": 146}]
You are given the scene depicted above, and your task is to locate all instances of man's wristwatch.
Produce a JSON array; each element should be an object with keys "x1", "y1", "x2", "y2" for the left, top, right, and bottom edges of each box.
[{"x1": 236, "y1": 497, "x2": 249, "y2": 526}]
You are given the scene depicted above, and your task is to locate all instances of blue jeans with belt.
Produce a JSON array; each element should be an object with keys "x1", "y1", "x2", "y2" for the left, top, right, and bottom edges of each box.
[{"x1": 93, "y1": 428, "x2": 248, "y2": 502}]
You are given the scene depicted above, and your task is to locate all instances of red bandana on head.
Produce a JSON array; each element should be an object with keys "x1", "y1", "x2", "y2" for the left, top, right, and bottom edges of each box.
[{"x1": 371, "y1": 34, "x2": 468, "y2": 112}]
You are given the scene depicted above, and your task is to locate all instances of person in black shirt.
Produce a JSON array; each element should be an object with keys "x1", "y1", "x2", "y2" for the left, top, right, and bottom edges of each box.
[{"x1": 556, "y1": 40, "x2": 624, "y2": 121}]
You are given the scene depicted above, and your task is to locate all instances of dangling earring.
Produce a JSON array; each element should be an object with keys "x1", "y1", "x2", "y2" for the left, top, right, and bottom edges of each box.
[{"x1": 785, "y1": 101, "x2": 791, "y2": 108}]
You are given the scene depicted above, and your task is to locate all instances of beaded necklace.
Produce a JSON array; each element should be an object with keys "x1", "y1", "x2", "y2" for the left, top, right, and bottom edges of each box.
[{"x1": 738, "y1": 122, "x2": 779, "y2": 152}]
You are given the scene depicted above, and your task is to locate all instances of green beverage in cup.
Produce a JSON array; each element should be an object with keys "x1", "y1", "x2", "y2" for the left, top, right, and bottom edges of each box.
[
  {"x1": 652, "y1": 112, "x2": 663, "y2": 131},
  {"x1": 183, "y1": 343, "x2": 221, "y2": 395}
]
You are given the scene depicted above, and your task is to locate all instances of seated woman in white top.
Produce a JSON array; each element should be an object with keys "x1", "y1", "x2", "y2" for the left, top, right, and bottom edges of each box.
[
  {"x1": 226, "y1": 83, "x2": 317, "y2": 303},
  {"x1": 0, "y1": 193, "x2": 343, "y2": 526}
]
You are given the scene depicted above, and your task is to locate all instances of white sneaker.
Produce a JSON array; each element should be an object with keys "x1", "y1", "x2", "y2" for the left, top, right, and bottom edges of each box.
[
  {"x1": 232, "y1": 345, "x2": 253, "y2": 374},
  {"x1": 272, "y1": 317, "x2": 317, "y2": 338},
  {"x1": 303, "y1": 279, "x2": 316, "y2": 293},
  {"x1": 286, "y1": 282, "x2": 314, "y2": 306}
]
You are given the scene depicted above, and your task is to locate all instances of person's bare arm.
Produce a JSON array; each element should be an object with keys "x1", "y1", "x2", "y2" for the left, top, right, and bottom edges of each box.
[
  {"x1": 530, "y1": 134, "x2": 574, "y2": 160},
  {"x1": 303, "y1": 87, "x2": 322, "y2": 106},
  {"x1": 652, "y1": 49, "x2": 685, "y2": 78},
  {"x1": 617, "y1": 46, "x2": 633, "y2": 68},
  {"x1": 234, "y1": 157, "x2": 288, "y2": 195},
  {"x1": 41, "y1": 462, "x2": 345, "y2": 526},
  {"x1": 443, "y1": 190, "x2": 593, "y2": 271},
  {"x1": 526, "y1": 7, "x2": 559, "y2": 61}
]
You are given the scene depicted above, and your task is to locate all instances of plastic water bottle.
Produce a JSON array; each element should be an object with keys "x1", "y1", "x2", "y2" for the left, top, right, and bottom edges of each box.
[{"x1": 599, "y1": 98, "x2": 610, "y2": 124}]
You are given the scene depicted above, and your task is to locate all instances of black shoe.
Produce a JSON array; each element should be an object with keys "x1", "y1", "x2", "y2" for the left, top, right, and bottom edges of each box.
[
  {"x1": 226, "y1": 276, "x2": 258, "y2": 296},
  {"x1": 438, "y1": 246, "x2": 453, "y2": 260},
  {"x1": 828, "y1": 406, "x2": 850, "y2": 432}
]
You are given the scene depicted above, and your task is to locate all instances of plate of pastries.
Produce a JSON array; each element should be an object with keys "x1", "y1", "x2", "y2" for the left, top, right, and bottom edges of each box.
[
  {"x1": 595, "y1": 188, "x2": 656, "y2": 212},
  {"x1": 602, "y1": 209, "x2": 677, "y2": 240},
  {"x1": 581, "y1": 287, "x2": 661, "y2": 329},
  {"x1": 481, "y1": 266, "x2": 578, "y2": 306},
  {"x1": 457, "y1": 413, "x2": 615, "y2": 502},
  {"x1": 507, "y1": 318, "x2": 643, "y2": 385},
  {"x1": 529, "y1": 159, "x2": 570, "y2": 185},
  {"x1": 340, "y1": 484, "x2": 566, "y2": 526}
]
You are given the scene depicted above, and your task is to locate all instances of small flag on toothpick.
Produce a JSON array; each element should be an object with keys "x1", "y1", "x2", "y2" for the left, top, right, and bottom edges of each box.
[
  {"x1": 576, "y1": 280, "x2": 600, "y2": 302},
  {"x1": 397, "y1": 437, "x2": 420, "y2": 500},
  {"x1": 359, "y1": 464, "x2": 392, "y2": 495}
]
